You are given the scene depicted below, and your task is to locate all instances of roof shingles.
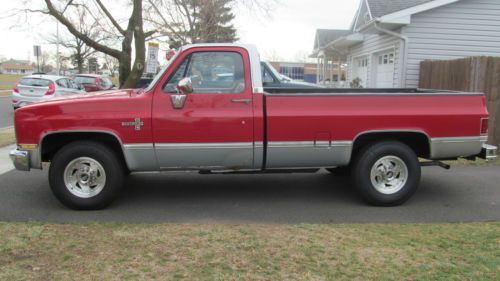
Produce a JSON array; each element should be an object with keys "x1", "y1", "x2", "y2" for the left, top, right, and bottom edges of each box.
[{"x1": 367, "y1": 0, "x2": 435, "y2": 18}]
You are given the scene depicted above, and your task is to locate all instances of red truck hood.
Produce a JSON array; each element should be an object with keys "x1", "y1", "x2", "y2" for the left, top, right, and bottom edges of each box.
[{"x1": 24, "y1": 88, "x2": 140, "y2": 108}]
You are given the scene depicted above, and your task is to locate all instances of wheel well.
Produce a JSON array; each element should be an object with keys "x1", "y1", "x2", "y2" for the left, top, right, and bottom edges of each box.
[
  {"x1": 41, "y1": 132, "x2": 127, "y2": 166},
  {"x1": 353, "y1": 132, "x2": 430, "y2": 158}
]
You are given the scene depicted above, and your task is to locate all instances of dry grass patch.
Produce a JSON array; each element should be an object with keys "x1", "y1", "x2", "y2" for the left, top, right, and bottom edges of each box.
[
  {"x1": 0, "y1": 223, "x2": 498, "y2": 280},
  {"x1": 0, "y1": 127, "x2": 16, "y2": 147},
  {"x1": 0, "y1": 74, "x2": 23, "y2": 90},
  {"x1": 444, "y1": 156, "x2": 500, "y2": 166}
]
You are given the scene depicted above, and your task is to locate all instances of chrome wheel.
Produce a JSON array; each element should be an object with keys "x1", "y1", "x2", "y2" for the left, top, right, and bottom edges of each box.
[
  {"x1": 370, "y1": 155, "x2": 408, "y2": 195},
  {"x1": 63, "y1": 157, "x2": 106, "y2": 198}
]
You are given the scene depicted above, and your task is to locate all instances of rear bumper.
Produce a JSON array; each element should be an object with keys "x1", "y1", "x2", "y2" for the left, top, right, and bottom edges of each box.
[
  {"x1": 11, "y1": 92, "x2": 48, "y2": 108},
  {"x1": 479, "y1": 144, "x2": 498, "y2": 160},
  {"x1": 9, "y1": 149, "x2": 30, "y2": 171}
]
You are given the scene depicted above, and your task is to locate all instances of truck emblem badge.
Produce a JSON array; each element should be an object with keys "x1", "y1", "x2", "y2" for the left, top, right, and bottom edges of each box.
[{"x1": 121, "y1": 118, "x2": 144, "y2": 131}]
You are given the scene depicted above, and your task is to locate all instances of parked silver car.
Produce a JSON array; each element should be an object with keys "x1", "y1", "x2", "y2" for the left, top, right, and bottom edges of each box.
[{"x1": 12, "y1": 74, "x2": 85, "y2": 109}]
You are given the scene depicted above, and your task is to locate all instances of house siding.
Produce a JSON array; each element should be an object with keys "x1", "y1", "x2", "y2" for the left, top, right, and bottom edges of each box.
[
  {"x1": 403, "y1": 0, "x2": 500, "y2": 87},
  {"x1": 347, "y1": 31, "x2": 402, "y2": 88}
]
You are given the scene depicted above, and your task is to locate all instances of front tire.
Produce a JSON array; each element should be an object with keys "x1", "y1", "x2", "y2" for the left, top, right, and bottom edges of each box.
[
  {"x1": 352, "y1": 141, "x2": 421, "y2": 206},
  {"x1": 49, "y1": 141, "x2": 124, "y2": 210}
]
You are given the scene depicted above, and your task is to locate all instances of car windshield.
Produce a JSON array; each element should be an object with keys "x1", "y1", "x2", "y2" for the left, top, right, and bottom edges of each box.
[
  {"x1": 74, "y1": 76, "x2": 97, "y2": 84},
  {"x1": 19, "y1": 78, "x2": 52, "y2": 87}
]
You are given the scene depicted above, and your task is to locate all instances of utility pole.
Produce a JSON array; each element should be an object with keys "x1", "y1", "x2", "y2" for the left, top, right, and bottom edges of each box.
[{"x1": 56, "y1": 22, "x2": 60, "y2": 75}]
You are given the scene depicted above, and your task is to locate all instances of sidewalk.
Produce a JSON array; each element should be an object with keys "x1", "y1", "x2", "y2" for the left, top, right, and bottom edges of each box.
[{"x1": 0, "y1": 144, "x2": 15, "y2": 175}]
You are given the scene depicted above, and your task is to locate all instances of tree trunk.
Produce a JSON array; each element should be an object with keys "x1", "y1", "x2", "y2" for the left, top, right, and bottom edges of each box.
[
  {"x1": 77, "y1": 57, "x2": 83, "y2": 73},
  {"x1": 118, "y1": 37, "x2": 132, "y2": 87},
  {"x1": 122, "y1": 0, "x2": 146, "y2": 89}
]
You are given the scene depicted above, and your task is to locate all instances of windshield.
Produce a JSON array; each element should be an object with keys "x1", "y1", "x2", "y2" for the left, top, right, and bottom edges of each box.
[{"x1": 144, "y1": 50, "x2": 180, "y2": 92}]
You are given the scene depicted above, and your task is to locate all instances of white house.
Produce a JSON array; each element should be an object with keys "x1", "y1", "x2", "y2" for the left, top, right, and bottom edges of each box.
[
  {"x1": 312, "y1": 0, "x2": 500, "y2": 88},
  {"x1": 0, "y1": 59, "x2": 34, "y2": 75}
]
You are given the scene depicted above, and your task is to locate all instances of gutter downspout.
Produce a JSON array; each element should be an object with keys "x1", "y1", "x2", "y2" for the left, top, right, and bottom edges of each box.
[{"x1": 373, "y1": 21, "x2": 409, "y2": 88}]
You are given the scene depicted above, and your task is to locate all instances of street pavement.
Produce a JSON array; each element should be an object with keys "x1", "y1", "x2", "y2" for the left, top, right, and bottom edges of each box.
[
  {"x1": 0, "y1": 95, "x2": 14, "y2": 128},
  {"x1": 0, "y1": 166, "x2": 499, "y2": 224}
]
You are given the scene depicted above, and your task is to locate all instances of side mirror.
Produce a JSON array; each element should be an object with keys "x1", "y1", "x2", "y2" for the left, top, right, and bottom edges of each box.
[
  {"x1": 177, "y1": 77, "x2": 193, "y2": 95},
  {"x1": 171, "y1": 77, "x2": 192, "y2": 109}
]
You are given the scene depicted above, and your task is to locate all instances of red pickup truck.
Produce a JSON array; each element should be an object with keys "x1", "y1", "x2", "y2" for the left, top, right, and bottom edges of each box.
[{"x1": 10, "y1": 44, "x2": 497, "y2": 210}]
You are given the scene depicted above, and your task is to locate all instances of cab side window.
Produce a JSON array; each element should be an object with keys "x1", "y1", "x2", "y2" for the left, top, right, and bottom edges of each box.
[
  {"x1": 163, "y1": 51, "x2": 245, "y2": 94},
  {"x1": 56, "y1": 79, "x2": 69, "y2": 88}
]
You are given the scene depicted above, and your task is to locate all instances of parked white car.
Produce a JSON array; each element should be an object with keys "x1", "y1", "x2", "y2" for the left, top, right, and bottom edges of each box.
[{"x1": 12, "y1": 74, "x2": 85, "y2": 109}]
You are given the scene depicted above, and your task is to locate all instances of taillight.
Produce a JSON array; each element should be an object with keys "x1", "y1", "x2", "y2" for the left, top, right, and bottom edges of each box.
[
  {"x1": 13, "y1": 82, "x2": 19, "y2": 93},
  {"x1": 481, "y1": 118, "x2": 489, "y2": 135},
  {"x1": 45, "y1": 82, "x2": 55, "y2": 96}
]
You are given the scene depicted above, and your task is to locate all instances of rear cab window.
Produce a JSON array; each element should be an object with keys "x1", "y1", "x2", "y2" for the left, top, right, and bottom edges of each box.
[
  {"x1": 19, "y1": 78, "x2": 52, "y2": 87},
  {"x1": 163, "y1": 51, "x2": 245, "y2": 94}
]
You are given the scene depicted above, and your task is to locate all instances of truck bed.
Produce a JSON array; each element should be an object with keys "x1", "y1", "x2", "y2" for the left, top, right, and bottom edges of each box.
[{"x1": 264, "y1": 88, "x2": 482, "y2": 95}]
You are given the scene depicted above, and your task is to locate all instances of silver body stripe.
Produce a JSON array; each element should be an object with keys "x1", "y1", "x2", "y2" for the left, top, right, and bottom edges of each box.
[
  {"x1": 154, "y1": 142, "x2": 254, "y2": 170},
  {"x1": 430, "y1": 136, "x2": 487, "y2": 159},
  {"x1": 266, "y1": 141, "x2": 353, "y2": 168},
  {"x1": 119, "y1": 136, "x2": 487, "y2": 171}
]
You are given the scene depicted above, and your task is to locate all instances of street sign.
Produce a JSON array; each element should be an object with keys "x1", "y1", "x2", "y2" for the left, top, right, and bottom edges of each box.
[
  {"x1": 88, "y1": 57, "x2": 98, "y2": 74},
  {"x1": 146, "y1": 42, "x2": 159, "y2": 74},
  {"x1": 33, "y1": 45, "x2": 41, "y2": 57}
]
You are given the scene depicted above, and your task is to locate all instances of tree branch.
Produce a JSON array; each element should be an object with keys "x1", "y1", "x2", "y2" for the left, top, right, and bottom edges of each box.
[
  {"x1": 93, "y1": 0, "x2": 125, "y2": 35},
  {"x1": 44, "y1": 0, "x2": 121, "y2": 59}
]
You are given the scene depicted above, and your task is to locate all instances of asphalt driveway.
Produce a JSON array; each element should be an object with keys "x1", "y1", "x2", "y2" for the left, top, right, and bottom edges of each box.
[{"x1": 0, "y1": 166, "x2": 499, "y2": 224}]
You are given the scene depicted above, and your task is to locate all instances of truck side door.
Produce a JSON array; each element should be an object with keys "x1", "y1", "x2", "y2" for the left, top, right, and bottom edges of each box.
[{"x1": 152, "y1": 47, "x2": 255, "y2": 170}]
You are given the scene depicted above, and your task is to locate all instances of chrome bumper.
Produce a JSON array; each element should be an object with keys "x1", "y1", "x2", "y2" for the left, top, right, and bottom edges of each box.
[
  {"x1": 479, "y1": 144, "x2": 498, "y2": 160},
  {"x1": 9, "y1": 149, "x2": 30, "y2": 171}
]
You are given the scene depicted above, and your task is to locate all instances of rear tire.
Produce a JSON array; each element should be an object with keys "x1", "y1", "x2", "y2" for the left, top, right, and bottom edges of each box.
[
  {"x1": 352, "y1": 141, "x2": 421, "y2": 206},
  {"x1": 49, "y1": 141, "x2": 124, "y2": 210}
]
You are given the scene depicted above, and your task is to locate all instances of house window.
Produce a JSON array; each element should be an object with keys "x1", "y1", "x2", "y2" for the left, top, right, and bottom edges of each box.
[
  {"x1": 379, "y1": 52, "x2": 394, "y2": 65},
  {"x1": 279, "y1": 66, "x2": 304, "y2": 81},
  {"x1": 357, "y1": 57, "x2": 368, "y2": 68}
]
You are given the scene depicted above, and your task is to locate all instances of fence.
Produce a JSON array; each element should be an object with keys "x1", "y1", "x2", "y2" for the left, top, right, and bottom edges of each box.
[{"x1": 419, "y1": 57, "x2": 500, "y2": 147}]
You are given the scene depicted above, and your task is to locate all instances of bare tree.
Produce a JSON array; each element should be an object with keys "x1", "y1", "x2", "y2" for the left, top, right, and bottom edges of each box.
[
  {"x1": 145, "y1": 0, "x2": 270, "y2": 48},
  {"x1": 47, "y1": 6, "x2": 104, "y2": 73},
  {"x1": 101, "y1": 54, "x2": 119, "y2": 77},
  {"x1": 28, "y1": 0, "x2": 155, "y2": 88},
  {"x1": 263, "y1": 49, "x2": 283, "y2": 62}
]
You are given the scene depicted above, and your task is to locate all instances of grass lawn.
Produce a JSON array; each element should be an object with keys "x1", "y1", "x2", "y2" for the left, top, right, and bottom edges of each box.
[
  {"x1": 0, "y1": 222, "x2": 498, "y2": 280},
  {"x1": 444, "y1": 156, "x2": 500, "y2": 166},
  {"x1": 0, "y1": 74, "x2": 23, "y2": 90},
  {"x1": 0, "y1": 128, "x2": 15, "y2": 147},
  {"x1": 0, "y1": 90, "x2": 11, "y2": 97}
]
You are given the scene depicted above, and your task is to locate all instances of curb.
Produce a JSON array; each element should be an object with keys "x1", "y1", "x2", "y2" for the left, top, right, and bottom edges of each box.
[{"x1": 0, "y1": 144, "x2": 16, "y2": 175}]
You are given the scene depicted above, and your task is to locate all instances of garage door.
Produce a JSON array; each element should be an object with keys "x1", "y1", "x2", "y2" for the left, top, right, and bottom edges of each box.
[
  {"x1": 375, "y1": 51, "x2": 395, "y2": 88},
  {"x1": 352, "y1": 56, "x2": 368, "y2": 87}
]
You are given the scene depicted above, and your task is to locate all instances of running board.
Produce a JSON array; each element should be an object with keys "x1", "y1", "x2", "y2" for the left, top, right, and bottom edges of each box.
[
  {"x1": 199, "y1": 168, "x2": 321, "y2": 175},
  {"x1": 420, "y1": 161, "x2": 451, "y2": 170}
]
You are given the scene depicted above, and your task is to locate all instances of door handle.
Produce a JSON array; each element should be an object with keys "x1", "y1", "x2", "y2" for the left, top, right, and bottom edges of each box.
[{"x1": 231, "y1": 99, "x2": 252, "y2": 104}]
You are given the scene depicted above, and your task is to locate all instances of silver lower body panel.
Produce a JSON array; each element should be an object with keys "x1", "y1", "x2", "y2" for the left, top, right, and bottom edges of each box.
[
  {"x1": 266, "y1": 141, "x2": 353, "y2": 168},
  {"x1": 430, "y1": 136, "x2": 487, "y2": 159}
]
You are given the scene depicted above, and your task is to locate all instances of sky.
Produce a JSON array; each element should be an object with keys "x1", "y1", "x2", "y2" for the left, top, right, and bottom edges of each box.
[{"x1": 0, "y1": 0, "x2": 360, "y2": 63}]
